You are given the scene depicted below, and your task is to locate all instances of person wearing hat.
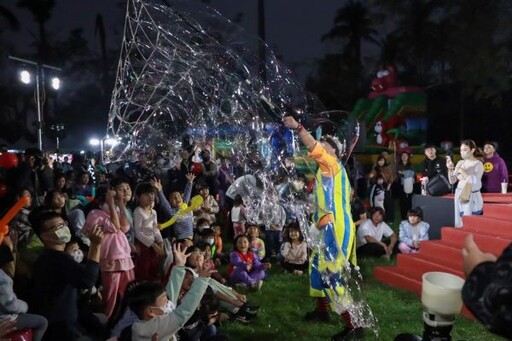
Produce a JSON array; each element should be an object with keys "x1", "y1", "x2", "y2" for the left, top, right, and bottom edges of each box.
[
  {"x1": 283, "y1": 116, "x2": 361, "y2": 341},
  {"x1": 482, "y1": 141, "x2": 508, "y2": 193},
  {"x1": 423, "y1": 144, "x2": 448, "y2": 180}
]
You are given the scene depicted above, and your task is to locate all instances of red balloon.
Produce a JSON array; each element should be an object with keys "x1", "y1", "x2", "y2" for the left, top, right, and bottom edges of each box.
[
  {"x1": 416, "y1": 173, "x2": 424, "y2": 183},
  {"x1": 190, "y1": 162, "x2": 203, "y2": 175},
  {"x1": 0, "y1": 183, "x2": 7, "y2": 197},
  {"x1": 0, "y1": 152, "x2": 18, "y2": 169}
]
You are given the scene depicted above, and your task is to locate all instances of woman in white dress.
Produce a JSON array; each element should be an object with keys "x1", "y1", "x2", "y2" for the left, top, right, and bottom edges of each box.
[{"x1": 447, "y1": 139, "x2": 484, "y2": 227}]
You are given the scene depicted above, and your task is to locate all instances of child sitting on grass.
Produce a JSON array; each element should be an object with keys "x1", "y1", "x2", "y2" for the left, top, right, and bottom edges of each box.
[
  {"x1": 398, "y1": 207, "x2": 430, "y2": 254},
  {"x1": 127, "y1": 244, "x2": 213, "y2": 340},
  {"x1": 280, "y1": 223, "x2": 308, "y2": 275},
  {"x1": 177, "y1": 271, "x2": 227, "y2": 341},
  {"x1": 228, "y1": 235, "x2": 271, "y2": 291},
  {"x1": 185, "y1": 244, "x2": 258, "y2": 324},
  {"x1": 247, "y1": 224, "x2": 265, "y2": 261}
]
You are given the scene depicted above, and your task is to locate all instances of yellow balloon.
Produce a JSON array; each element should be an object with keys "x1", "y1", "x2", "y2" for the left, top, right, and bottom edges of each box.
[{"x1": 159, "y1": 195, "x2": 204, "y2": 230}]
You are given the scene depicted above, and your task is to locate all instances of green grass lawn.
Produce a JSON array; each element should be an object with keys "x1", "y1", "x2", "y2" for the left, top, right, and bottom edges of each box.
[{"x1": 219, "y1": 257, "x2": 505, "y2": 341}]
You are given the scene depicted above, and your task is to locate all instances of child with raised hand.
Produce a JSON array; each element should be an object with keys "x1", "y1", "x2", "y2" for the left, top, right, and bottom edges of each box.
[
  {"x1": 158, "y1": 173, "x2": 196, "y2": 240},
  {"x1": 280, "y1": 223, "x2": 308, "y2": 275},
  {"x1": 133, "y1": 183, "x2": 164, "y2": 281},
  {"x1": 247, "y1": 224, "x2": 265, "y2": 261},
  {"x1": 184, "y1": 244, "x2": 257, "y2": 324},
  {"x1": 129, "y1": 243, "x2": 213, "y2": 340},
  {"x1": 228, "y1": 235, "x2": 271, "y2": 291},
  {"x1": 398, "y1": 207, "x2": 430, "y2": 254}
]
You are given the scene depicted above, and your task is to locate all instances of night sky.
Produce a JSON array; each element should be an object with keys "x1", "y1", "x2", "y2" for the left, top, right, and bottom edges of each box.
[{"x1": 2, "y1": 0, "x2": 347, "y2": 150}]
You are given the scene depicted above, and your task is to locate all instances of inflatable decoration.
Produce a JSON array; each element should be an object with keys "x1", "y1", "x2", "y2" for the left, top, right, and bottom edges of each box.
[{"x1": 351, "y1": 65, "x2": 427, "y2": 150}]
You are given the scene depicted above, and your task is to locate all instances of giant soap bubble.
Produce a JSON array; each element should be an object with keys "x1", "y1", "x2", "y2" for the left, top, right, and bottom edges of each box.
[{"x1": 108, "y1": 0, "x2": 375, "y2": 334}]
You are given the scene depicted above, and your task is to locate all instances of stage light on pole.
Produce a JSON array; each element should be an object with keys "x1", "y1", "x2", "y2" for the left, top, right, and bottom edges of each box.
[
  {"x1": 51, "y1": 77, "x2": 60, "y2": 90},
  {"x1": 89, "y1": 138, "x2": 100, "y2": 146},
  {"x1": 9, "y1": 56, "x2": 62, "y2": 151},
  {"x1": 20, "y1": 70, "x2": 31, "y2": 84}
]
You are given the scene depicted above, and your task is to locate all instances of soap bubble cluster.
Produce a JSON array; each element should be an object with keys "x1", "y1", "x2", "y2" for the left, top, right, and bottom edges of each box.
[{"x1": 108, "y1": 0, "x2": 375, "y2": 334}]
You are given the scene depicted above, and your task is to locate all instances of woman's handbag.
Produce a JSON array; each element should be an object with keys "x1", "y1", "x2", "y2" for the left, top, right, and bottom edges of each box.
[
  {"x1": 426, "y1": 174, "x2": 451, "y2": 196},
  {"x1": 459, "y1": 181, "x2": 472, "y2": 203}
]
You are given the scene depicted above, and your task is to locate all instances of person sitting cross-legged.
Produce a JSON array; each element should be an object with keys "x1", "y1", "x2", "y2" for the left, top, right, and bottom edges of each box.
[{"x1": 356, "y1": 207, "x2": 397, "y2": 259}]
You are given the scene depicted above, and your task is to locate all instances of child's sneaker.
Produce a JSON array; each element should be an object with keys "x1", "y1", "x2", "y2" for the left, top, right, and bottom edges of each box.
[
  {"x1": 230, "y1": 310, "x2": 253, "y2": 324},
  {"x1": 240, "y1": 304, "x2": 258, "y2": 317},
  {"x1": 304, "y1": 310, "x2": 331, "y2": 322},
  {"x1": 234, "y1": 283, "x2": 248, "y2": 291}
]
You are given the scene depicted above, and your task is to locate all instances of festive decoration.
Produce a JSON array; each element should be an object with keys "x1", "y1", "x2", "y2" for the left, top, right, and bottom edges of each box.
[{"x1": 0, "y1": 152, "x2": 18, "y2": 169}]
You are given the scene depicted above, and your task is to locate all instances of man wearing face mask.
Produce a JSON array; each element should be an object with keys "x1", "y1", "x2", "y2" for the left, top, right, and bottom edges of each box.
[{"x1": 28, "y1": 211, "x2": 104, "y2": 341}]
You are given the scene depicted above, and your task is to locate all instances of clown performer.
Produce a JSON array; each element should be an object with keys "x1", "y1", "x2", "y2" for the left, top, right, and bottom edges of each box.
[{"x1": 283, "y1": 116, "x2": 363, "y2": 341}]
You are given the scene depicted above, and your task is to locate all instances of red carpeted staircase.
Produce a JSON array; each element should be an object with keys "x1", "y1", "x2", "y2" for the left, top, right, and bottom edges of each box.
[{"x1": 374, "y1": 196, "x2": 512, "y2": 318}]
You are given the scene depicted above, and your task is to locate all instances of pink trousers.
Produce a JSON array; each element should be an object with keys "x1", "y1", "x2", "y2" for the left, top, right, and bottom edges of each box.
[{"x1": 102, "y1": 269, "x2": 135, "y2": 318}]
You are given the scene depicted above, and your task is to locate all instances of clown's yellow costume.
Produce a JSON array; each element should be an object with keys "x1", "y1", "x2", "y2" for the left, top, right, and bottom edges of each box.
[{"x1": 308, "y1": 142, "x2": 357, "y2": 303}]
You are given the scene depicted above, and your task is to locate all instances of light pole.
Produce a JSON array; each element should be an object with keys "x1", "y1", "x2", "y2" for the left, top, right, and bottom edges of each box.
[
  {"x1": 9, "y1": 55, "x2": 62, "y2": 151},
  {"x1": 90, "y1": 136, "x2": 119, "y2": 165},
  {"x1": 50, "y1": 123, "x2": 65, "y2": 151}
]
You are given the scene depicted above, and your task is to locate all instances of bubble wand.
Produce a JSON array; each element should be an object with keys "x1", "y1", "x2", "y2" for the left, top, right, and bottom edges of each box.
[{"x1": 0, "y1": 195, "x2": 30, "y2": 244}]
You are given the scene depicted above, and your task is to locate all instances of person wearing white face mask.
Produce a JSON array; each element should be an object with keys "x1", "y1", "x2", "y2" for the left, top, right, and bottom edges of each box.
[
  {"x1": 28, "y1": 210, "x2": 104, "y2": 341},
  {"x1": 129, "y1": 243, "x2": 214, "y2": 340},
  {"x1": 447, "y1": 139, "x2": 484, "y2": 227}
]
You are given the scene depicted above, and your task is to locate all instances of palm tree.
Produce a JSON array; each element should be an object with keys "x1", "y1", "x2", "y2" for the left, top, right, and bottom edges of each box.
[
  {"x1": 377, "y1": 0, "x2": 446, "y2": 85},
  {"x1": 322, "y1": 0, "x2": 380, "y2": 69},
  {"x1": 17, "y1": 0, "x2": 55, "y2": 60},
  {"x1": 0, "y1": 5, "x2": 20, "y2": 32}
]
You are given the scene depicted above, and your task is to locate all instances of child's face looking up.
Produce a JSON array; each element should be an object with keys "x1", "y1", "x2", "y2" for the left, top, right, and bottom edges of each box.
[
  {"x1": 289, "y1": 228, "x2": 300, "y2": 241},
  {"x1": 247, "y1": 226, "x2": 259, "y2": 239},
  {"x1": 169, "y1": 192, "x2": 183, "y2": 208},
  {"x1": 187, "y1": 249, "x2": 205, "y2": 269},
  {"x1": 51, "y1": 192, "x2": 66, "y2": 209}
]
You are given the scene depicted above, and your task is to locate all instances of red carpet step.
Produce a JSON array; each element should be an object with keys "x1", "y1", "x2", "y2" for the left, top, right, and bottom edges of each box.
[{"x1": 374, "y1": 200, "x2": 512, "y2": 319}]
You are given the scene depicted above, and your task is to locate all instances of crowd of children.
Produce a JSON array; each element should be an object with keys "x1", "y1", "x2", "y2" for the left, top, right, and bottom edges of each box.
[
  {"x1": 0, "y1": 145, "x2": 440, "y2": 340},
  {"x1": 0, "y1": 148, "x2": 317, "y2": 341}
]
